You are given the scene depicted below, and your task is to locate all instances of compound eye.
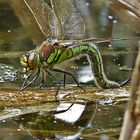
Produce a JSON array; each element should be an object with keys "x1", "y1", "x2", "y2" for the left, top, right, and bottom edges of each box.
[
  {"x1": 20, "y1": 55, "x2": 28, "y2": 68},
  {"x1": 20, "y1": 51, "x2": 37, "y2": 73},
  {"x1": 20, "y1": 55, "x2": 29, "y2": 72}
]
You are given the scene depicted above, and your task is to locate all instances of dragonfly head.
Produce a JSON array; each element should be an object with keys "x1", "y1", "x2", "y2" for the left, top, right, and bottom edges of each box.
[{"x1": 20, "y1": 50, "x2": 39, "y2": 73}]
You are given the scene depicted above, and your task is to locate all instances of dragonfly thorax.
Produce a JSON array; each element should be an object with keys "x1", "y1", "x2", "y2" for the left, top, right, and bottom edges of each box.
[{"x1": 20, "y1": 50, "x2": 39, "y2": 73}]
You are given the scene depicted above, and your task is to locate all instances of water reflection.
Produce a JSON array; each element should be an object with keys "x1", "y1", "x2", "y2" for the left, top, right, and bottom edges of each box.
[
  {"x1": 0, "y1": 98, "x2": 126, "y2": 139},
  {"x1": 55, "y1": 103, "x2": 86, "y2": 123},
  {"x1": 0, "y1": 101, "x2": 99, "y2": 140}
]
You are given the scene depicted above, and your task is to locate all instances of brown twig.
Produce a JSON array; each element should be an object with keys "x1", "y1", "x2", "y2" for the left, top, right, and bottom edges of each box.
[{"x1": 120, "y1": 41, "x2": 140, "y2": 140}]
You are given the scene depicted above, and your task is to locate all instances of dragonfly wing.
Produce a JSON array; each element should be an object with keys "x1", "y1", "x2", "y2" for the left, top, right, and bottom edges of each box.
[
  {"x1": 24, "y1": 0, "x2": 60, "y2": 38},
  {"x1": 64, "y1": 13, "x2": 86, "y2": 39},
  {"x1": 50, "y1": 0, "x2": 85, "y2": 39}
]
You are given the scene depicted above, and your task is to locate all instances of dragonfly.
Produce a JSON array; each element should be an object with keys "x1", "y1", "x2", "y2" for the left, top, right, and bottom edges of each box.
[{"x1": 20, "y1": 0, "x2": 136, "y2": 92}]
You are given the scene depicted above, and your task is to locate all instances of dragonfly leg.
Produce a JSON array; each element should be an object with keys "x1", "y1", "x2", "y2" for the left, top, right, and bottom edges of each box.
[
  {"x1": 37, "y1": 69, "x2": 45, "y2": 89},
  {"x1": 50, "y1": 68, "x2": 86, "y2": 92},
  {"x1": 120, "y1": 77, "x2": 131, "y2": 87},
  {"x1": 63, "y1": 72, "x2": 66, "y2": 89},
  {"x1": 20, "y1": 73, "x2": 32, "y2": 92},
  {"x1": 20, "y1": 68, "x2": 40, "y2": 92},
  {"x1": 47, "y1": 70, "x2": 61, "y2": 100},
  {"x1": 49, "y1": 103, "x2": 74, "y2": 114}
]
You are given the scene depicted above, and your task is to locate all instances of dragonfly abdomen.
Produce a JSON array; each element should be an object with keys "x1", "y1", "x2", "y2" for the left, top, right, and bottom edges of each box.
[{"x1": 62, "y1": 44, "x2": 120, "y2": 88}]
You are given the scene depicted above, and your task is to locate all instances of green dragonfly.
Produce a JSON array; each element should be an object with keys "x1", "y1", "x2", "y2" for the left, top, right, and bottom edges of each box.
[{"x1": 20, "y1": 0, "x2": 133, "y2": 92}]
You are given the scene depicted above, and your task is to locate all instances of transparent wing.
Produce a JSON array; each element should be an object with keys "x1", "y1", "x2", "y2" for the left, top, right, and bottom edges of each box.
[
  {"x1": 24, "y1": 0, "x2": 61, "y2": 38},
  {"x1": 64, "y1": 13, "x2": 85, "y2": 39},
  {"x1": 51, "y1": 0, "x2": 85, "y2": 39}
]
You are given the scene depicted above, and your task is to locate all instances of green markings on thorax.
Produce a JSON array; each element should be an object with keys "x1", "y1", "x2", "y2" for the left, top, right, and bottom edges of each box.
[
  {"x1": 55, "y1": 48, "x2": 73, "y2": 64},
  {"x1": 54, "y1": 49, "x2": 62, "y2": 62},
  {"x1": 56, "y1": 50, "x2": 68, "y2": 63},
  {"x1": 47, "y1": 49, "x2": 57, "y2": 64},
  {"x1": 45, "y1": 47, "x2": 66, "y2": 65}
]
